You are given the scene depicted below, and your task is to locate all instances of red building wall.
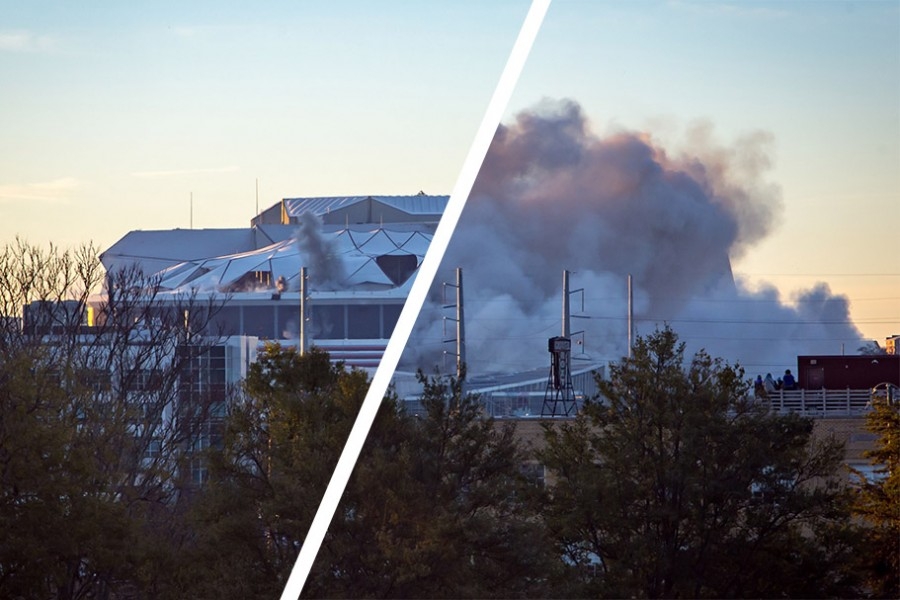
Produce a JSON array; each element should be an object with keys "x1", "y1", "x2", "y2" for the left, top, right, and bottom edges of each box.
[{"x1": 797, "y1": 355, "x2": 900, "y2": 389}]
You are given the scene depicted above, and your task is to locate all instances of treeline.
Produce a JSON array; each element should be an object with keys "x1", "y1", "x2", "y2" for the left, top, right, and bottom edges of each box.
[
  {"x1": 1, "y1": 240, "x2": 897, "y2": 599},
  {"x1": 0, "y1": 239, "x2": 231, "y2": 599}
]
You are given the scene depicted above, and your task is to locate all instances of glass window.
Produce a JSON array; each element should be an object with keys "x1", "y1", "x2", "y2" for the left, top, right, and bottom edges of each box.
[
  {"x1": 242, "y1": 306, "x2": 276, "y2": 339},
  {"x1": 209, "y1": 368, "x2": 226, "y2": 385},
  {"x1": 382, "y1": 304, "x2": 403, "y2": 338},
  {"x1": 277, "y1": 305, "x2": 301, "y2": 339},
  {"x1": 145, "y1": 440, "x2": 161, "y2": 459},
  {"x1": 208, "y1": 306, "x2": 241, "y2": 336},
  {"x1": 191, "y1": 462, "x2": 208, "y2": 485},
  {"x1": 312, "y1": 305, "x2": 345, "y2": 339},
  {"x1": 348, "y1": 305, "x2": 380, "y2": 339}
]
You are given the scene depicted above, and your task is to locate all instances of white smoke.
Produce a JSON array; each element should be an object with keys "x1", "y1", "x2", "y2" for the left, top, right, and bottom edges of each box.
[
  {"x1": 295, "y1": 212, "x2": 347, "y2": 291},
  {"x1": 403, "y1": 99, "x2": 864, "y2": 377}
]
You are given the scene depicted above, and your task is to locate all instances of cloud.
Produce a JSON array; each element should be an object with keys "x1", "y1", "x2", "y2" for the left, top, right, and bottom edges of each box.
[
  {"x1": 0, "y1": 30, "x2": 57, "y2": 53},
  {"x1": 130, "y1": 166, "x2": 240, "y2": 179},
  {"x1": 0, "y1": 178, "x2": 80, "y2": 203}
]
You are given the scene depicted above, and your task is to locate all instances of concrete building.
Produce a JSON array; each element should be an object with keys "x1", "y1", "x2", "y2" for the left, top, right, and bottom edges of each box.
[
  {"x1": 100, "y1": 194, "x2": 448, "y2": 370},
  {"x1": 98, "y1": 194, "x2": 885, "y2": 472},
  {"x1": 796, "y1": 354, "x2": 900, "y2": 390}
]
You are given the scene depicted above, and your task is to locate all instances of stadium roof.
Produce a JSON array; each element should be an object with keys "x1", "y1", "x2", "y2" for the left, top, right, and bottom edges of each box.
[
  {"x1": 281, "y1": 195, "x2": 448, "y2": 221},
  {"x1": 168, "y1": 227, "x2": 430, "y2": 292},
  {"x1": 103, "y1": 226, "x2": 432, "y2": 294},
  {"x1": 100, "y1": 228, "x2": 259, "y2": 277},
  {"x1": 101, "y1": 193, "x2": 444, "y2": 299}
]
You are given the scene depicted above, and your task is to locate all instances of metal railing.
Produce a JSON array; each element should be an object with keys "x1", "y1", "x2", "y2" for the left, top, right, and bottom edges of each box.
[
  {"x1": 401, "y1": 388, "x2": 878, "y2": 420},
  {"x1": 765, "y1": 388, "x2": 873, "y2": 417}
]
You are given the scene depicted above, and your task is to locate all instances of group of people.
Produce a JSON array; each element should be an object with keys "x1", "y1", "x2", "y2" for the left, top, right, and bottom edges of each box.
[{"x1": 754, "y1": 369, "x2": 797, "y2": 397}]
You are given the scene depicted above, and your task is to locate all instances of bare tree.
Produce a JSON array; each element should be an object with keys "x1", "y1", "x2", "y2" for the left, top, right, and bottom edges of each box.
[{"x1": 0, "y1": 238, "x2": 229, "y2": 599}]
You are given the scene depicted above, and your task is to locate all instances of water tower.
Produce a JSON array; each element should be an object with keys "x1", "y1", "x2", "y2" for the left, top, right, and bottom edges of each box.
[{"x1": 543, "y1": 335, "x2": 576, "y2": 416}]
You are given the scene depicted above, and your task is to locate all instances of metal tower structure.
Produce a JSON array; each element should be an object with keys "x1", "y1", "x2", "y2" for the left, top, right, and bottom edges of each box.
[
  {"x1": 542, "y1": 270, "x2": 577, "y2": 417},
  {"x1": 542, "y1": 335, "x2": 576, "y2": 416}
]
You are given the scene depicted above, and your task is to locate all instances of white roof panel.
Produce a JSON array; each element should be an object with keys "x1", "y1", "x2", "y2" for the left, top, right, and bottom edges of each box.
[
  {"x1": 375, "y1": 195, "x2": 448, "y2": 215},
  {"x1": 280, "y1": 195, "x2": 448, "y2": 220},
  {"x1": 101, "y1": 229, "x2": 256, "y2": 274},
  {"x1": 282, "y1": 197, "x2": 368, "y2": 218},
  {"x1": 143, "y1": 226, "x2": 430, "y2": 293}
]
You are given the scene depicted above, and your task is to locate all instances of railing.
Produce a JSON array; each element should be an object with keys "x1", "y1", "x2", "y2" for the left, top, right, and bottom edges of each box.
[
  {"x1": 765, "y1": 388, "x2": 873, "y2": 417},
  {"x1": 401, "y1": 388, "x2": 877, "y2": 420}
]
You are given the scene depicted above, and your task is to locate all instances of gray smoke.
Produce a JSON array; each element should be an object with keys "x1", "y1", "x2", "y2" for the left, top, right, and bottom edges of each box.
[
  {"x1": 403, "y1": 99, "x2": 864, "y2": 376},
  {"x1": 296, "y1": 212, "x2": 347, "y2": 291}
]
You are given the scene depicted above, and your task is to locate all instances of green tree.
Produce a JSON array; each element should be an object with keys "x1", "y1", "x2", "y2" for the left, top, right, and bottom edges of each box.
[
  {"x1": 178, "y1": 344, "x2": 369, "y2": 598},
  {"x1": 851, "y1": 394, "x2": 900, "y2": 598},
  {"x1": 539, "y1": 326, "x2": 860, "y2": 598},
  {"x1": 306, "y1": 371, "x2": 555, "y2": 598},
  {"x1": 0, "y1": 238, "x2": 226, "y2": 599},
  {"x1": 184, "y1": 347, "x2": 554, "y2": 599}
]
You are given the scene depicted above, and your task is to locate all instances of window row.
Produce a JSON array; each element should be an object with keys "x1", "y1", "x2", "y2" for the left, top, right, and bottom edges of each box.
[{"x1": 208, "y1": 303, "x2": 403, "y2": 341}]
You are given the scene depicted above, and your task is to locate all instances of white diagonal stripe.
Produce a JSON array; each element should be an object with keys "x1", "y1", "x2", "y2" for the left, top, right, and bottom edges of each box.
[{"x1": 278, "y1": 2, "x2": 552, "y2": 598}]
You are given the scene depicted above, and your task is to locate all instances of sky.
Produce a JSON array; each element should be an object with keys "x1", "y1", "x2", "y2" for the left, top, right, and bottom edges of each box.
[
  {"x1": 2, "y1": 0, "x2": 898, "y2": 349},
  {"x1": 506, "y1": 0, "x2": 900, "y2": 351},
  {"x1": 0, "y1": 1, "x2": 530, "y2": 245}
]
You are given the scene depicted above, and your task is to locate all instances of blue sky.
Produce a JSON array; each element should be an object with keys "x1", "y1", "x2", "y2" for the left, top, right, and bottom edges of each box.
[
  {"x1": 1, "y1": 1, "x2": 529, "y2": 242},
  {"x1": 1, "y1": 0, "x2": 897, "y2": 343}
]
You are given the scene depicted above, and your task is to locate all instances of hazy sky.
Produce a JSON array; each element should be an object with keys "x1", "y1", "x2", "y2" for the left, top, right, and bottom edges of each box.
[
  {"x1": 507, "y1": 0, "x2": 899, "y2": 348},
  {"x1": 1, "y1": 1, "x2": 530, "y2": 244},
  {"x1": 2, "y1": 0, "x2": 898, "y2": 344}
]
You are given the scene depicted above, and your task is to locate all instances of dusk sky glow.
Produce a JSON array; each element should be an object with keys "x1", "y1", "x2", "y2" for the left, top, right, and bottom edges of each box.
[{"x1": 2, "y1": 0, "x2": 898, "y2": 346}]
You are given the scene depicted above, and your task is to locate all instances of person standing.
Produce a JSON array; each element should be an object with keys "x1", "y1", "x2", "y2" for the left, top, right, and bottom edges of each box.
[
  {"x1": 764, "y1": 373, "x2": 777, "y2": 394},
  {"x1": 754, "y1": 375, "x2": 765, "y2": 397},
  {"x1": 782, "y1": 369, "x2": 796, "y2": 390}
]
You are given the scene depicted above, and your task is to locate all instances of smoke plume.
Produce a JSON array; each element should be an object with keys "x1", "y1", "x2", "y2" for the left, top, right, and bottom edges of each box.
[
  {"x1": 295, "y1": 212, "x2": 347, "y2": 291},
  {"x1": 403, "y1": 99, "x2": 864, "y2": 377}
]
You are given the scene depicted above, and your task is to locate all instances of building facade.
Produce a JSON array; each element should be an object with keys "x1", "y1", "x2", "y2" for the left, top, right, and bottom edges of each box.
[{"x1": 100, "y1": 194, "x2": 447, "y2": 370}]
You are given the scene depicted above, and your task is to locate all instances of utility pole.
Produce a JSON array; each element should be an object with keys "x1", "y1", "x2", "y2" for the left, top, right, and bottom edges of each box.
[
  {"x1": 562, "y1": 269, "x2": 571, "y2": 339},
  {"x1": 443, "y1": 267, "x2": 466, "y2": 382},
  {"x1": 299, "y1": 266, "x2": 308, "y2": 355},
  {"x1": 563, "y1": 268, "x2": 587, "y2": 354},
  {"x1": 456, "y1": 267, "x2": 466, "y2": 381},
  {"x1": 627, "y1": 274, "x2": 633, "y2": 359}
]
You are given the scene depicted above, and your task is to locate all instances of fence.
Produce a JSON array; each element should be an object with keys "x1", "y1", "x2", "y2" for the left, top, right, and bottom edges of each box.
[
  {"x1": 763, "y1": 388, "x2": 873, "y2": 417},
  {"x1": 401, "y1": 387, "x2": 877, "y2": 420}
]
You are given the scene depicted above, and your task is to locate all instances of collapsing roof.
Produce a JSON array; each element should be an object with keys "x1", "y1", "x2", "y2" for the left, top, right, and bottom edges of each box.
[
  {"x1": 99, "y1": 193, "x2": 448, "y2": 295},
  {"x1": 154, "y1": 228, "x2": 431, "y2": 293},
  {"x1": 100, "y1": 228, "x2": 259, "y2": 277},
  {"x1": 252, "y1": 194, "x2": 449, "y2": 227}
]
